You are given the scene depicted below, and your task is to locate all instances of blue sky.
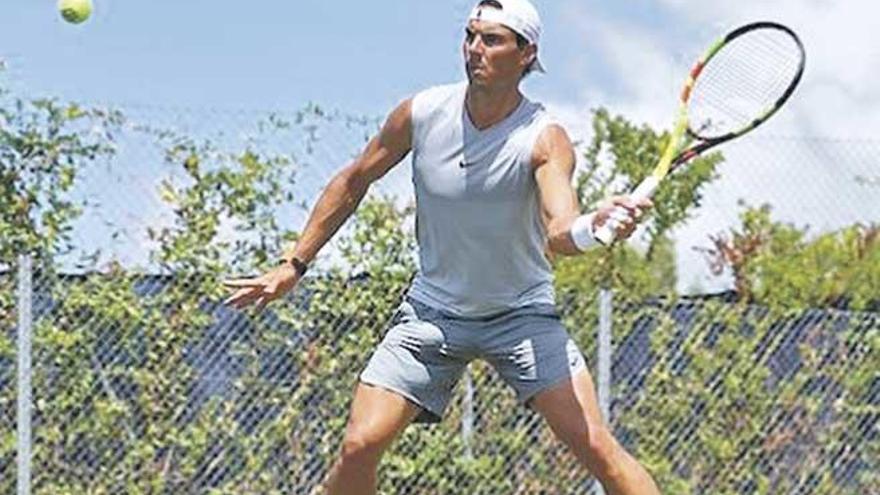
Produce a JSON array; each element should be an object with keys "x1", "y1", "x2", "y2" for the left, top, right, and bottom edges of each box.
[
  {"x1": 2, "y1": 0, "x2": 566, "y2": 113},
  {"x1": 3, "y1": 1, "x2": 877, "y2": 135},
  {"x1": 2, "y1": 0, "x2": 878, "y2": 291},
  {"x1": 0, "y1": 0, "x2": 699, "y2": 120}
]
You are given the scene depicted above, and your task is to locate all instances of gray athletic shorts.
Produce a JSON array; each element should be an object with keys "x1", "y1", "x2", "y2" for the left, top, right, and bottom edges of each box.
[{"x1": 360, "y1": 296, "x2": 587, "y2": 423}]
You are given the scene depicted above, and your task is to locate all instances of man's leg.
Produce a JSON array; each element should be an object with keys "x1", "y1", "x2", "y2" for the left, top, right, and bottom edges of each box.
[
  {"x1": 324, "y1": 383, "x2": 422, "y2": 495},
  {"x1": 529, "y1": 369, "x2": 661, "y2": 495}
]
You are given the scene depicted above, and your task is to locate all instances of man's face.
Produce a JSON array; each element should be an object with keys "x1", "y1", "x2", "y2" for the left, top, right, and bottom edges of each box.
[{"x1": 463, "y1": 18, "x2": 533, "y2": 86}]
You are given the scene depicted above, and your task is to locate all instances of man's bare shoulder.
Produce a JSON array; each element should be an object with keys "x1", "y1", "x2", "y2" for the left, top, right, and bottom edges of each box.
[{"x1": 531, "y1": 123, "x2": 575, "y2": 169}]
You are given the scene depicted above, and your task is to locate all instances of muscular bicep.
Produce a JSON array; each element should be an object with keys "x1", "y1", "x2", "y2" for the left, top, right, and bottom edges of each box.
[
  {"x1": 533, "y1": 124, "x2": 580, "y2": 224},
  {"x1": 532, "y1": 124, "x2": 588, "y2": 256},
  {"x1": 347, "y1": 98, "x2": 413, "y2": 185}
]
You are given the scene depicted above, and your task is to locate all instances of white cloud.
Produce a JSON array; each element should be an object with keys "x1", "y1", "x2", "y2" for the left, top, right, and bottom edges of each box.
[
  {"x1": 655, "y1": 0, "x2": 880, "y2": 137},
  {"x1": 560, "y1": 3, "x2": 682, "y2": 130},
  {"x1": 549, "y1": 0, "x2": 880, "y2": 294},
  {"x1": 543, "y1": 100, "x2": 593, "y2": 147},
  {"x1": 554, "y1": 0, "x2": 880, "y2": 138}
]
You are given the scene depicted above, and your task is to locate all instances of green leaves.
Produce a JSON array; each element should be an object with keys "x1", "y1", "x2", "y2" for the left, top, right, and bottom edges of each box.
[
  {"x1": 700, "y1": 204, "x2": 880, "y2": 310},
  {"x1": 0, "y1": 95, "x2": 120, "y2": 259},
  {"x1": 559, "y1": 108, "x2": 723, "y2": 298},
  {"x1": 563, "y1": 109, "x2": 878, "y2": 494},
  {"x1": 579, "y1": 108, "x2": 723, "y2": 242},
  {"x1": 1, "y1": 83, "x2": 875, "y2": 494}
]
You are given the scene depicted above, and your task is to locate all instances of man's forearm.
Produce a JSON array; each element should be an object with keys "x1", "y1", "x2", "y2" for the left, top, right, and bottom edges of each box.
[{"x1": 283, "y1": 168, "x2": 369, "y2": 264}]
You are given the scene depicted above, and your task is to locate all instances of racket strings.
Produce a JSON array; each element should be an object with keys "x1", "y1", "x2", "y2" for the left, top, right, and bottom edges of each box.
[
  {"x1": 694, "y1": 57, "x2": 788, "y2": 127},
  {"x1": 707, "y1": 32, "x2": 801, "y2": 101},
  {"x1": 696, "y1": 44, "x2": 797, "y2": 123},
  {"x1": 689, "y1": 28, "x2": 803, "y2": 138},
  {"x1": 693, "y1": 33, "x2": 799, "y2": 130}
]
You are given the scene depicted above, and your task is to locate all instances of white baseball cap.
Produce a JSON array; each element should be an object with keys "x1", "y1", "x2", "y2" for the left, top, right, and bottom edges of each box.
[{"x1": 468, "y1": 0, "x2": 546, "y2": 73}]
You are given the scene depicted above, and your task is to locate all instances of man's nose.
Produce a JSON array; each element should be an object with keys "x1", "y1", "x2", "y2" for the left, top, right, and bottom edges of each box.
[{"x1": 466, "y1": 35, "x2": 484, "y2": 54}]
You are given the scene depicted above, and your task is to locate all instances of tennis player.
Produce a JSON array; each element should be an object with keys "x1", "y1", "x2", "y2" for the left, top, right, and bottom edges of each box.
[{"x1": 225, "y1": 1, "x2": 660, "y2": 493}]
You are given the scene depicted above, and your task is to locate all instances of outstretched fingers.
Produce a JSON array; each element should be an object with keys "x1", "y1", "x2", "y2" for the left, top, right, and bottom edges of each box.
[
  {"x1": 224, "y1": 287, "x2": 261, "y2": 308},
  {"x1": 223, "y1": 278, "x2": 264, "y2": 289},
  {"x1": 222, "y1": 267, "x2": 298, "y2": 311}
]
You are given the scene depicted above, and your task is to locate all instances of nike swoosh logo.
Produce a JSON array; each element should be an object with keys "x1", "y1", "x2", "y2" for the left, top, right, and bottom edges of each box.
[{"x1": 459, "y1": 160, "x2": 477, "y2": 168}]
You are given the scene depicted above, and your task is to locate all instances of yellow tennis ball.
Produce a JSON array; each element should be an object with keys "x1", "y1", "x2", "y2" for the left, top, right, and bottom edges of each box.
[{"x1": 59, "y1": 0, "x2": 93, "y2": 24}]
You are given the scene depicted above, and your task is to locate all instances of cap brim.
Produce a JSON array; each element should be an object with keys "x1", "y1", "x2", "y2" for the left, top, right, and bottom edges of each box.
[{"x1": 533, "y1": 58, "x2": 546, "y2": 73}]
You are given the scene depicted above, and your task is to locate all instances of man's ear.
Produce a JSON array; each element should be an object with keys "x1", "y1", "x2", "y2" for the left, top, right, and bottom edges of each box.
[{"x1": 523, "y1": 45, "x2": 538, "y2": 67}]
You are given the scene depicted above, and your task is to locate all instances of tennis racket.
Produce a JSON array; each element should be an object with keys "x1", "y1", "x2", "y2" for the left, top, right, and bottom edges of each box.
[{"x1": 594, "y1": 21, "x2": 806, "y2": 245}]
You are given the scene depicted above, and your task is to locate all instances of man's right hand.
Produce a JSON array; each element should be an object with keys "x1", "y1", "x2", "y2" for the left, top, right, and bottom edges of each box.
[
  {"x1": 223, "y1": 264, "x2": 300, "y2": 311},
  {"x1": 592, "y1": 195, "x2": 652, "y2": 242}
]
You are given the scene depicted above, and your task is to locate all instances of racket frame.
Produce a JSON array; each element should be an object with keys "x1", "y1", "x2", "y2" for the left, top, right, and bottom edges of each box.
[{"x1": 593, "y1": 21, "x2": 805, "y2": 245}]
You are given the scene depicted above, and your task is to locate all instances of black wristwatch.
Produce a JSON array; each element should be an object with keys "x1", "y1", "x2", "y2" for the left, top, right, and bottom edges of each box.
[{"x1": 279, "y1": 256, "x2": 309, "y2": 277}]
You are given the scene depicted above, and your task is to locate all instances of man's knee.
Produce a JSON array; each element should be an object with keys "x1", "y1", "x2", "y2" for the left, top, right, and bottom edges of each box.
[
  {"x1": 561, "y1": 421, "x2": 624, "y2": 480},
  {"x1": 584, "y1": 426, "x2": 625, "y2": 479},
  {"x1": 338, "y1": 426, "x2": 390, "y2": 468}
]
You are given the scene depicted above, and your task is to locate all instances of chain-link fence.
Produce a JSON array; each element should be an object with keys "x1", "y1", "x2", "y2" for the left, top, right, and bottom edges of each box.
[
  {"x1": 1, "y1": 83, "x2": 878, "y2": 494},
  {"x1": 674, "y1": 136, "x2": 880, "y2": 294},
  {"x1": 3, "y1": 261, "x2": 878, "y2": 494}
]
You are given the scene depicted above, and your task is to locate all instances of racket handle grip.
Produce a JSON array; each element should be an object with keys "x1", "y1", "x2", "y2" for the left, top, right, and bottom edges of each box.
[{"x1": 594, "y1": 176, "x2": 660, "y2": 246}]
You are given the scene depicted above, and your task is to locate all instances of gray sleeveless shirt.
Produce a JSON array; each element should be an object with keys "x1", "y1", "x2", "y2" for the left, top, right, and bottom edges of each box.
[{"x1": 406, "y1": 82, "x2": 557, "y2": 317}]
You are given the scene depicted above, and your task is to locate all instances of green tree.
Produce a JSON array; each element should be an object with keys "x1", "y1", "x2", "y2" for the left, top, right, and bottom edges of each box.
[
  {"x1": 1, "y1": 90, "x2": 122, "y2": 494},
  {"x1": 700, "y1": 204, "x2": 880, "y2": 310},
  {"x1": 619, "y1": 207, "x2": 880, "y2": 494},
  {"x1": 555, "y1": 108, "x2": 723, "y2": 300},
  {"x1": 2, "y1": 81, "x2": 876, "y2": 495}
]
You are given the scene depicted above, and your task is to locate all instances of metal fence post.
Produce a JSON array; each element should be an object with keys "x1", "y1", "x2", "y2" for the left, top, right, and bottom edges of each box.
[
  {"x1": 17, "y1": 254, "x2": 33, "y2": 495},
  {"x1": 462, "y1": 366, "x2": 474, "y2": 459},
  {"x1": 594, "y1": 288, "x2": 613, "y2": 495},
  {"x1": 597, "y1": 289, "x2": 612, "y2": 425}
]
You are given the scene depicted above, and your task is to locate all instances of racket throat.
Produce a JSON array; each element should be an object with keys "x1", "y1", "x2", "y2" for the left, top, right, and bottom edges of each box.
[{"x1": 632, "y1": 175, "x2": 661, "y2": 200}]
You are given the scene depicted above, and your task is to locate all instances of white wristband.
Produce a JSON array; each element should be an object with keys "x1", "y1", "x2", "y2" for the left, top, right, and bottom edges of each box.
[{"x1": 570, "y1": 213, "x2": 598, "y2": 252}]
